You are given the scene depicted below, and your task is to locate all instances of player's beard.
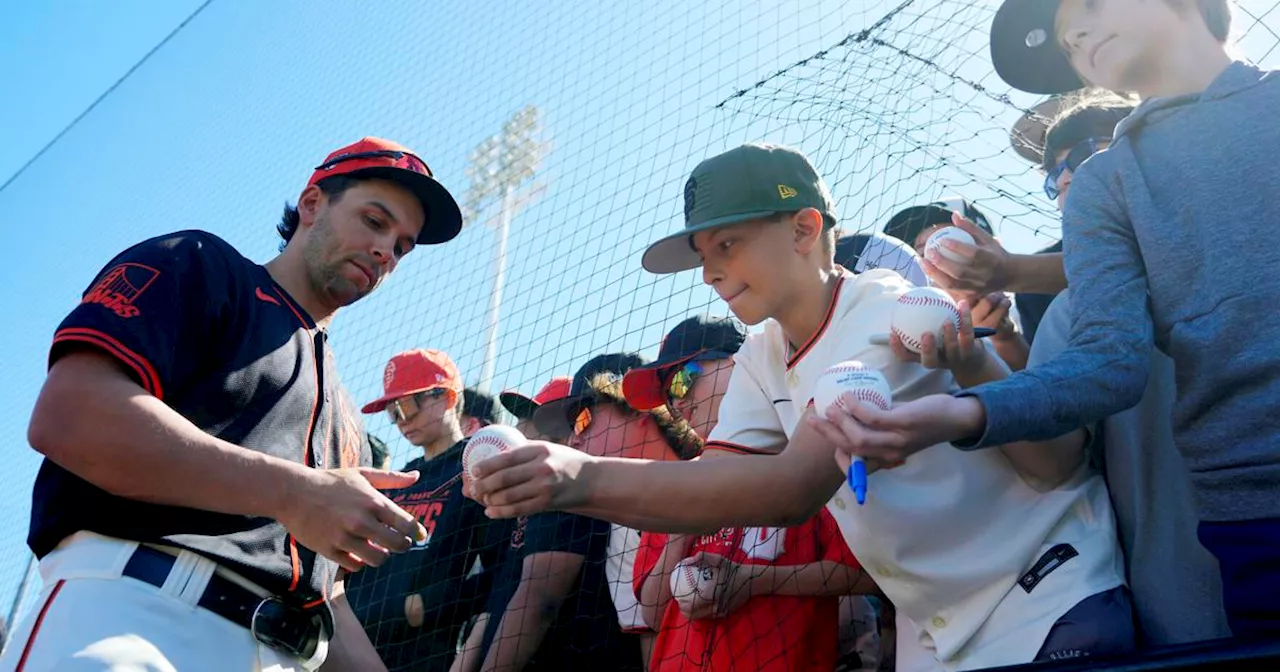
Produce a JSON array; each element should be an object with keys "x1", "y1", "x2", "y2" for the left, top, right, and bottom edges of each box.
[{"x1": 303, "y1": 212, "x2": 372, "y2": 308}]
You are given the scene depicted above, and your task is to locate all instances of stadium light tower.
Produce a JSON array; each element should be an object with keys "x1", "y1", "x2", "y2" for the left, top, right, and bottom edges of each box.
[{"x1": 464, "y1": 106, "x2": 546, "y2": 395}]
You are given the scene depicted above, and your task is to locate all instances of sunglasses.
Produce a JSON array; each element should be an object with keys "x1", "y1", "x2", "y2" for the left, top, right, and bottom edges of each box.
[
  {"x1": 386, "y1": 388, "x2": 451, "y2": 423},
  {"x1": 316, "y1": 149, "x2": 434, "y2": 177},
  {"x1": 667, "y1": 361, "x2": 704, "y2": 402},
  {"x1": 1044, "y1": 138, "x2": 1104, "y2": 201}
]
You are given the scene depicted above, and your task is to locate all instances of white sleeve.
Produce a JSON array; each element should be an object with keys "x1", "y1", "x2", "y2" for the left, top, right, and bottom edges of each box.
[
  {"x1": 705, "y1": 347, "x2": 788, "y2": 455},
  {"x1": 856, "y1": 234, "x2": 928, "y2": 287}
]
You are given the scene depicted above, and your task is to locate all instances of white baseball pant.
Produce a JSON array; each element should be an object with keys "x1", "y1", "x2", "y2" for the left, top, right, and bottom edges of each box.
[{"x1": 0, "y1": 532, "x2": 312, "y2": 672}]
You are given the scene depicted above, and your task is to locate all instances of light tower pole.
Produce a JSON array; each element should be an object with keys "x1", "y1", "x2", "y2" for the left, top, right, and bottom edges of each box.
[{"x1": 464, "y1": 106, "x2": 546, "y2": 394}]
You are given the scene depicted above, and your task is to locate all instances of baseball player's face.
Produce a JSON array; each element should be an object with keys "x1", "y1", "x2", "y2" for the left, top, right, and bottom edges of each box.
[
  {"x1": 695, "y1": 219, "x2": 797, "y2": 326},
  {"x1": 301, "y1": 180, "x2": 425, "y2": 309},
  {"x1": 1056, "y1": 0, "x2": 1177, "y2": 92},
  {"x1": 393, "y1": 388, "x2": 458, "y2": 446},
  {"x1": 671, "y1": 357, "x2": 733, "y2": 439}
]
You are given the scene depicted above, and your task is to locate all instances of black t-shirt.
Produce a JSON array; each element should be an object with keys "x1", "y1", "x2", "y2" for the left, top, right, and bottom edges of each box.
[
  {"x1": 29, "y1": 230, "x2": 369, "y2": 601},
  {"x1": 479, "y1": 512, "x2": 642, "y2": 672},
  {"x1": 345, "y1": 440, "x2": 511, "y2": 672}
]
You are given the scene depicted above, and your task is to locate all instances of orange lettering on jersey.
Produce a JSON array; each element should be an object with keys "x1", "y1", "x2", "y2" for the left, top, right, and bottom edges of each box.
[
  {"x1": 402, "y1": 501, "x2": 445, "y2": 549},
  {"x1": 83, "y1": 263, "x2": 160, "y2": 318}
]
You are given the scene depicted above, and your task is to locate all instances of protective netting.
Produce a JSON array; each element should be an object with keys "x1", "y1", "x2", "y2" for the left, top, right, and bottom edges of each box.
[{"x1": 0, "y1": 0, "x2": 1277, "y2": 668}]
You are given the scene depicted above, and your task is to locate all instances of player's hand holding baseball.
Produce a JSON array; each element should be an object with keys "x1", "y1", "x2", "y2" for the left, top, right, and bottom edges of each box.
[
  {"x1": 277, "y1": 467, "x2": 428, "y2": 573},
  {"x1": 923, "y1": 212, "x2": 1011, "y2": 297},
  {"x1": 809, "y1": 393, "x2": 986, "y2": 468},
  {"x1": 470, "y1": 441, "x2": 596, "y2": 519}
]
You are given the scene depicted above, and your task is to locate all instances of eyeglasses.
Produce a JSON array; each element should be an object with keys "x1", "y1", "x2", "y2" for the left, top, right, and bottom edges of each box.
[
  {"x1": 667, "y1": 361, "x2": 704, "y2": 402},
  {"x1": 316, "y1": 149, "x2": 434, "y2": 177},
  {"x1": 386, "y1": 388, "x2": 450, "y2": 423},
  {"x1": 1044, "y1": 138, "x2": 1104, "y2": 200}
]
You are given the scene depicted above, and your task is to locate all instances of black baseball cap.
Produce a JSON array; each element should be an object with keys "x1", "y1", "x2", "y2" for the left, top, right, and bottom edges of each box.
[
  {"x1": 989, "y1": 0, "x2": 1084, "y2": 95},
  {"x1": 622, "y1": 315, "x2": 748, "y2": 410},
  {"x1": 882, "y1": 198, "x2": 994, "y2": 247},
  {"x1": 533, "y1": 353, "x2": 650, "y2": 439},
  {"x1": 462, "y1": 388, "x2": 500, "y2": 426},
  {"x1": 641, "y1": 143, "x2": 837, "y2": 274},
  {"x1": 1010, "y1": 96, "x2": 1070, "y2": 165}
]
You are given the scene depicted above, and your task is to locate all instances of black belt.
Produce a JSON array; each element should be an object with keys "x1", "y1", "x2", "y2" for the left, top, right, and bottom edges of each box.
[{"x1": 122, "y1": 545, "x2": 330, "y2": 662}]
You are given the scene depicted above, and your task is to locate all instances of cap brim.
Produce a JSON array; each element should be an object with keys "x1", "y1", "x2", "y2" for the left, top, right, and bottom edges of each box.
[
  {"x1": 990, "y1": 0, "x2": 1084, "y2": 95},
  {"x1": 622, "y1": 350, "x2": 732, "y2": 411},
  {"x1": 641, "y1": 211, "x2": 779, "y2": 274},
  {"x1": 347, "y1": 166, "x2": 463, "y2": 245},
  {"x1": 1010, "y1": 97, "x2": 1068, "y2": 165},
  {"x1": 499, "y1": 391, "x2": 539, "y2": 420},
  {"x1": 532, "y1": 395, "x2": 584, "y2": 441},
  {"x1": 360, "y1": 382, "x2": 457, "y2": 414}
]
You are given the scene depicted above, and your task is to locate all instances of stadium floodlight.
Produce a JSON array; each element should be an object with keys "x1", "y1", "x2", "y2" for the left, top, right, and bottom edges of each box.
[{"x1": 464, "y1": 106, "x2": 547, "y2": 395}]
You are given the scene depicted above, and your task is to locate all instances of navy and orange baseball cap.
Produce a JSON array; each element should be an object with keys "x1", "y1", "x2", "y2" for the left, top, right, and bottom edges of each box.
[
  {"x1": 623, "y1": 315, "x2": 747, "y2": 411},
  {"x1": 499, "y1": 376, "x2": 572, "y2": 420},
  {"x1": 361, "y1": 349, "x2": 463, "y2": 414},
  {"x1": 308, "y1": 137, "x2": 463, "y2": 245}
]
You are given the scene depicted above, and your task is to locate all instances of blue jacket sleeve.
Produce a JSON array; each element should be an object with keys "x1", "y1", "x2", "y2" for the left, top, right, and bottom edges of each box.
[{"x1": 955, "y1": 161, "x2": 1152, "y2": 449}]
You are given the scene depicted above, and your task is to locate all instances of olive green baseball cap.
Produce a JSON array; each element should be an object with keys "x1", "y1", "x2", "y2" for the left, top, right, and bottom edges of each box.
[{"x1": 641, "y1": 143, "x2": 837, "y2": 274}]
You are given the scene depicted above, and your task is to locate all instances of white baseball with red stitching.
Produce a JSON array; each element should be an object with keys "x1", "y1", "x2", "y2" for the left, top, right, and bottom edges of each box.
[
  {"x1": 891, "y1": 287, "x2": 962, "y2": 355},
  {"x1": 812, "y1": 361, "x2": 892, "y2": 413},
  {"x1": 925, "y1": 226, "x2": 975, "y2": 263},
  {"x1": 669, "y1": 558, "x2": 717, "y2": 613},
  {"x1": 463, "y1": 425, "x2": 526, "y2": 479}
]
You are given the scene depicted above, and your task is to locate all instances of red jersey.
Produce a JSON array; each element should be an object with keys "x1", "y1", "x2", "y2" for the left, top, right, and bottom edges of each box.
[{"x1": 632, "y1": 508, "x2": 860, "y2": 672}]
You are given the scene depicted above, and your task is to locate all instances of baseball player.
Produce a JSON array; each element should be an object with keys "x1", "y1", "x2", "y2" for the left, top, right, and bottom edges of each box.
[
  {"x1": 498, "y1": 377, "x2": 572, "y2": 442},
  {"x1": 5, "y1": 137, "x2": 462, "y2": 671},
  {"x1": 471, "y1": 143, "x2": 1130, "y2": 669},
  {"x1": 838, "y1": 0, "x2": 1280, "y2": 638},
  {"x1": 345, "y1": 350, "x2": 513, "y2": 671},
  {"x1": 622, "y1": 315, "x2": 872, "y2": 672}
]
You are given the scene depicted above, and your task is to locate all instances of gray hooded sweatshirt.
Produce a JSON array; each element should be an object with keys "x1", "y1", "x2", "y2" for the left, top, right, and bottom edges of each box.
[{"x1": 960, "y1": 62, "x2": 1280, "y2": 523}]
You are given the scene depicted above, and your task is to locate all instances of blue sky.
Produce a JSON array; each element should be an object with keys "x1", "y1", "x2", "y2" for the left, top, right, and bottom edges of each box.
[{"x1": 0, "y1": 0, "x2": 1275, "y2": 624}]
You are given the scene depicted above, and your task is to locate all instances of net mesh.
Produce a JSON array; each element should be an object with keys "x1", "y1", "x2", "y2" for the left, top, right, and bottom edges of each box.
[{"x1": 0, "y1": 0, "x2": 1277, "y2": 667}]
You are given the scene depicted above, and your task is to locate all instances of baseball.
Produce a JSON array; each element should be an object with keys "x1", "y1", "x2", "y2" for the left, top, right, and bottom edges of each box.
[
  {"x1": 891, "y1": 287, "x2": 963, "y2": 355},
  {"x1": 813, "y1": 361, "x2": 892, "y2": 414},
  {"x1": 462, "y1": 425, "x2": 526, "y2": 479},
  {"x1": 925, "y1": 227, "x2": 975, "y2": 263},
  {"x1": 669, "y1": 558, "x2": 718, "y2": 613}
]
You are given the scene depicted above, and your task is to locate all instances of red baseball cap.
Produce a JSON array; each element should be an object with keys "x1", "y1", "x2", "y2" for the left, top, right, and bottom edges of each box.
[
  {"x1": 361, "y1": 349, "x2": 463, "y2": 414},
  {"x1": 308, "y1": 137, "x2": 463, "y2": 245},
  {"x1": 499, "y1": 376, "x2": 572, "y2": 420}
]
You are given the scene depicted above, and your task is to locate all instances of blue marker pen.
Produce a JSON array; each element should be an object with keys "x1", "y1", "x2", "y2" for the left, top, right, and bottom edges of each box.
[{"x1": 848, "y1": 456, "x2": 868, "y2": 505}]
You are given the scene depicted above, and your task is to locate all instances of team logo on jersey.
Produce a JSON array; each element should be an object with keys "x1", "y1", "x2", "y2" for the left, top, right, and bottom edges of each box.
[
  {"x1": 83, "y1": 263, "x2": 160, "y2": 318},
  {"x1": 509, "y1": 516, "x2": 528, "y2": 550}
]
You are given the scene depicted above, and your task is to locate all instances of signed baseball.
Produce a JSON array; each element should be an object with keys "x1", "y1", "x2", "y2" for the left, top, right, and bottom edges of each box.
[
  {"x1": 891, "y1": 287, "x2": 963, "y2": 355},
  {"x1": 925, "y1": 227, "x2": 975, "y2": 263},
  {"x1": 813, "y1": 361, "x2": 892, "y2": 414},
  {"x1": 669, "y1": 558, "x2": 718, "y2": 613},
  {"x1": 462, "y1": 425, "x2": 526, "y2": 479}
]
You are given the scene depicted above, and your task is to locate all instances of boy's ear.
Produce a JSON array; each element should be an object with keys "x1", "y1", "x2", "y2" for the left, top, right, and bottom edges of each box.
[{"x1": 791, "y1": 208, "x2": 826, "y2": 255}]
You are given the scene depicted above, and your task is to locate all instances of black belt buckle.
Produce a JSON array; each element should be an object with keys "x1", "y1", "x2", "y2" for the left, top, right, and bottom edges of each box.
[{"x1": 250, "y1": 596, "x2": 331, "y2": 668}]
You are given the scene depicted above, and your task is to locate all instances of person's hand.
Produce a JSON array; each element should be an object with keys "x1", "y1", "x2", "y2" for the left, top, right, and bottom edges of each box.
[
  {"x1": 969, "y1": 292, "x2": 1017, "y2": 337},
  {"x1": 923, "y1": 212, "x2": 1012, "y2": 296},
  {"x1": 809, "y1": 393, "x2": 986, "y2": 470},
  {"x1": 889, "y1": 299, "x2": 989, "y2": 380},
  {"x1": 679, "y1": 552, "x2": 756, "y2": 620},
  {"x1": 405, "y1": 593, "x2": 425, "y2": 627},
  {"x1": 470, "y1": 441, "x2": 596, "y2": 518},
  {"x1": 276, "y1": 467, "x2": 428, "y2": 573}
]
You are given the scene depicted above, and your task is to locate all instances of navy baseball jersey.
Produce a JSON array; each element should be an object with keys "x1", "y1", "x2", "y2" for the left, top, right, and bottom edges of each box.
[
  {"x1": 345, "y1": 439, "x2": 511, "y2": 672},
  {"x1": 479, "y1": 512, "x2": 643, "y2": 671},
  {"x1": 29, "y1": 230, "x2": 369, "y2": 601}
]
